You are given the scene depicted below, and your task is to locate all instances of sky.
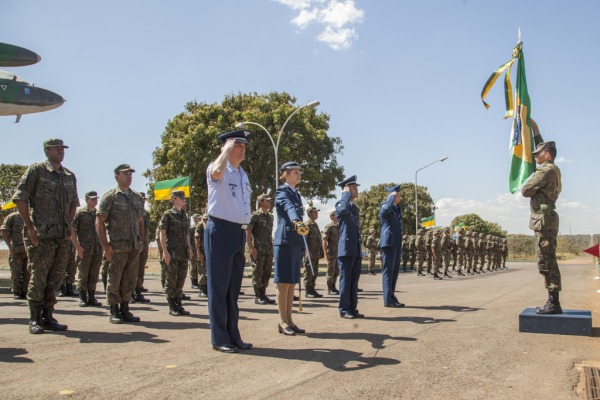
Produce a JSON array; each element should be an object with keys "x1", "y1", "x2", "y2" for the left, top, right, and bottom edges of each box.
[{"x1": 1, "y1": 0, "x2": 599, "y2": 235}]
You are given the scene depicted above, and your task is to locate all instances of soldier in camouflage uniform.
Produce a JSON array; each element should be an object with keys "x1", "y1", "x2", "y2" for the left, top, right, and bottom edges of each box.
[
  {"x1": 97, "y1": 164, "x2": 144, "y2": 324},
  {"x1": 246, "y1": 194, "x2": 276, "y2": 305},
  {"x1": 57, "y1": 242, "x2": 77, "y2": 297},
  {"x1": 522, "y1": 122, "x2": 563, "y2": 313},
  {"x1": 425, "y1": 230, "x2": 433, "y2": 275},
  {"x1": 195, "y1": 214, "x2": 208, "y2": 297},
  {"x1": 1, "y1": 211, "x2": 29, "y2": 300},
  {"x1": 409, "y1": 235, "x2": 417, "y2": 271},
  {"x1": 485, "y1": 234, "x2": 494, "y2": 272},
  {"x1": 478, "y1": 233, "x2": 487, "y2": 274},
  {"x1": 13, "y1": 138, "x2": 79, "y2": 334},
  {"x1": 189, "y1": 214, "x2": 202, "y2": 289},
  {"x1": 159, "y1": 190, "x2": 192, "y2": 316},
  {"x1": 502, "y1": 238, "x2": 508, "y2": 269},
  {"x1": 441, "y1": 227, "x2": 453, "y2": 278},
  {"x1": 70, "y1": 191, "x2": 103, "y2": 307},
  {"x1": 323, "y1": 211, "x2": 340, "y2": 295},
  {"x1": 401, "y1": 235, "x2": 410, "y2": 272},
  {"x1": 156, "y1": 226, "x2": 167, "y2": 288},
  {"x1": 415, "y1": 229, "x2": 426, "y2": 276},
  {"x1": 132, "y1": 192, "x2": 151, "y2": 304},
  {"x1": 304, "y1": 206, "x2": 324, "y2": 298},
  {"x1": 464, "y1": 231, "x2": 474, "y2": 274},
  {"x1": 365, "y1": 228, "x2": 378, "y2": 275},
  {"x1": 455, "y1": 227, "x2": 466, "y2": 276},
  {"x1": 470, "y1": 232, "x2": 478, "y2": 274},
  {"x1": 431, "y1": 229, "x2": 443, "y2": 280}
]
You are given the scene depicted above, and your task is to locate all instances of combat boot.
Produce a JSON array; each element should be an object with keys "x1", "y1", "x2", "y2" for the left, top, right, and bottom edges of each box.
[
  {"x1": 168, "y1": 298, "x2": 181, "y2": 316},
  {"x1": 57, "y1": 283, "x2": 66, "y2": 297},
  {"x1": 87, "y1": 291, "x2": 102, "y2": 307},
  {"x1": 120, "y1": 302, "x2": 140, "y2": 323},
  {"x1": 263, "y1": 288, "x2": 276, "y2": 304},
  {"x1": 305, "y1": 288, "x2": 317, "y2": 298},
  {"x1": 65, "y1": 283, "x2": 77, "y2": 296},
  {"x1": 191, "y1": 278, "x2": 199, "y2": 289},
  {"x1": 29, "y1": 304, "x2": 44, "y2": 334},
  {"x1": 175, "y1": 297, "x2": 190, "y2": 315},
  {"x1": 13, "y1": 293, "x2": 20, "y2": 300},
  {"x1": 330, "y1": 285, "x2": 339, "y2": 295},
  {"x1": 254, "y1": 288, "x2": 267, "y2": 305},
  {"x1": 131, "y1": 291, "x2": 150, "y2": 304},
  {"x1": 444, "y1": 272, "x2": 453, "y2": 279},
  {"x1": 79, "y1": 291, "x2": 88, "y2": 307},
  {"x1": 199, "y1": 285, "x2": 208, "y2": 298},
  {"x1": 417, "y1": 271, "x2": 425, "y2": 276},
  {"x1": 181, "y1": 293, "x2": 191, "y2": 301},
  {"x1": 433, "y1": 273, "x2": 443, "y2": 280},
  {"x1": 109, "y1": 304, "x2": 123, "y2": 324},
  {"x1": 457, "y1": 271, "x2": 465, "y2": 277},
  {"x1": 42, "y1": 307, "x2": 68, "y2": 331},
  {"x1": 536, "y1": 291, "x2": 562, "y2": 315}
]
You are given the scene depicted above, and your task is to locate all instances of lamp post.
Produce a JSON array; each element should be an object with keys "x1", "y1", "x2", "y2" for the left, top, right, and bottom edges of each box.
[
  {"x1": 235, "y1": 100, "x2": 320, "y2": 193},
  {"x1": 415, "y1": 156, "x2": 448, "y2": 233}
]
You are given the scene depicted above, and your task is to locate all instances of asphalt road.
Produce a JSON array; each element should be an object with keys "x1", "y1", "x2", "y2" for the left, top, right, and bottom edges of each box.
[{"x1": 0, "y1": 257, "x2": 598, "y2": 399}]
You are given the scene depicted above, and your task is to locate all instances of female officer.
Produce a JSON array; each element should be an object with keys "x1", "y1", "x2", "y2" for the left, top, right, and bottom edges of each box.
[{"x1": 273, "y1": 162, "x2": 308, "y2": 335}]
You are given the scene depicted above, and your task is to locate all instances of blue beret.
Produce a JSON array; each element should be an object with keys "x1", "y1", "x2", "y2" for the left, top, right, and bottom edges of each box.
[
  {"x1": 338, "y1": 175, "x2": 360, "y2": 188},
  {"x1": 386, "y1": 185, "x2": 400, "y2": 193},
  {"x1": 280, "y1": 161, "x2": 302, "y2": 172},
  {"x1": 217, "y1": 130, "x2": 252, "y2": 144}
]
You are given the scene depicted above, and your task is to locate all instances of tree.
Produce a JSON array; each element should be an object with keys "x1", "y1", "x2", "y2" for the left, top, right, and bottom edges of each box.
[
  {"x1": 450, "y1": 214, "x2": 506, "y2": 237},
  {"x1": 0, "y1": 163, "x2": 27, "y2": 207},
  {"x1": 145, "y1": 92, "x2": 345, "y2": 222},
  {"x1": 354, "y1": 182, "x2": 434, "y2": 238},
  {"x1": 507, "y1": 234, "x2": 535, "y2": 259}
]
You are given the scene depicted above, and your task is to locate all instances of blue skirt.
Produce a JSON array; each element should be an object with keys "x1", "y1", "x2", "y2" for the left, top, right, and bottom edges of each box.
[{"x1": 273, "y1": 245, "x2": 303, "y2": 284}]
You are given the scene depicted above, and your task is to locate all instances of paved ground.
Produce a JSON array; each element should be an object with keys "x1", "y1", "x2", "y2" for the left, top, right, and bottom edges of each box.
[{"x1": 1, "y1": 257, "x2": 599, "y2": 400}]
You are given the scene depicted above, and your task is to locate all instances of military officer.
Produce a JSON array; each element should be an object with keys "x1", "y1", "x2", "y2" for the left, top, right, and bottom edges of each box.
[
  {"x1": 1, "y1": 211, "x2": 29, "y2": 300},
  {"x1": 132, "y1": 192, "x2": 151, "y2": 303},
  {"x1": 246, "y1": 194, "x2": 276, "y2": 305},
  {"x1": 522, "y1": 121, "x2": 563, "y2": 314},
  {"x1": 195, "y1": 214, "x2": 208, "y2": 297},
  {"x1": 13, "y1": 138, "x2": 79, "y2": 334},
  {"x1": 379, "y1": 184, "x2": 404, "y2": 307},
  {"x1": 336, "y1": 175, "x2": 364, "y2": 319},
  {"x1": 322, "y1": 211, "x2": 340, "y2": 295},
  {"x1": 365, "y1": 228, "x2": 378, "y2": 275},
  {"x1": 70, "y1": 191, "x2": 103, "y2": 307},
  {"x1": 97, "y1": 164, "x2": 145, "y2": 324},
  {"x1": 431, "y1": 229, "x2": 443, "y2": 280},
  {"x1": 159, "y1": 190, "x2": 192, "y2": 316},
  {"x1": 205, "y1": 130, "x2": 253, "y2": 353},
  {"x1": 303, "y1": 205, "x2": 324, "y2": 298},
  {"x1": 415, "y1": 229, "x2": 426, "y2": 276},
  {"x1": 441, "y1": 227, "x2": 453, "y2": 278}
]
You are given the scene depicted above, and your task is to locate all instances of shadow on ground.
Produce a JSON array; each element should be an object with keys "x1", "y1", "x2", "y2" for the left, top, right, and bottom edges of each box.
[
  {"x1": 63, "y1": 330, "x2": 169, "y2": 344},
  {"x1": 0, "y1": 348, "x2": 33, "y2": 363},
  {"x1": 305, "y1": 331, "x2": 417, "y2": 349}
]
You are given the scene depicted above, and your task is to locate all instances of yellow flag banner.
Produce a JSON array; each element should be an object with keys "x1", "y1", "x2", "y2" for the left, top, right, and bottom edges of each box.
[
  {"x1": 2, "y1": 200, "x2": 16, "y2": 211},
  {"x1": 153, "y1": 176, "x2": 191, "y2": 201},
  {"x1": 480, "y1": 43, "x2": 522, "y2": 119}
]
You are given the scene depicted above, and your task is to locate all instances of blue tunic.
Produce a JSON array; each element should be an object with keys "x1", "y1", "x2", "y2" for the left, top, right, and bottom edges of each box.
[
  {"x1": 273, "y1": 184, "x2": 305, "y2": 284},
  {"x1": 335, "y1": 191, "x2": 362, "y2": 313},
  {"x1": 379, "y1": 195, "x2": 403, "y2": 305}
]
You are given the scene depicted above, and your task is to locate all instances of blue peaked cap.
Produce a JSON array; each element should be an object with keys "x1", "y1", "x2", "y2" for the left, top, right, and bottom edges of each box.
[
  {"x1": 338, "y1": 175, "x2": 360, "y2": 188},
  {"x1": 218, "y1": 130, "x2": 252, "y2": 144},
  {"x1": 386, "y1": 185, "x2": 401, "y2": 193}
]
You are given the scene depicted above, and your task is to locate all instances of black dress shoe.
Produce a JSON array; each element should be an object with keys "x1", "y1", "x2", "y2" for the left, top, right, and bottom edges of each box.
[
  {"x1": 278, "y1": 325, "x2": 296, "y2": 335},
  {"x1": 340, "y1": 312, "x2": 356, "y2": 319},
  {"x1": 233, "y1": 340, "x2": 253, "y2": 350},
  {"x1": 352, "y1": 311, "x2": 365, "y2": 318},
  {"x1": 212, "y1": 344, "x2": 238, "y2": 353},
  {"x1": 385, "y1": 302, "x2": 405, "y2": 308},
  {"x1": 357, "y1": 288, "x2": 363, "y2": 292},
  {"x1": 293, "y1": 295, "x2": 299, "y2": 301},
  {"x1": 290, "y1": 325, "x2": 306, "y2": 334}
]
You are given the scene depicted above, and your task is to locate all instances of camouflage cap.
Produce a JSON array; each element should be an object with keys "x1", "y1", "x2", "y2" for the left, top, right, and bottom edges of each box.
[
  {"x1": 114, "y1": 164, "x2": 135, "y2": 174},
  {"x1": 306, "y1": 206, "x2": 320, "y2": 213},
  {"x1": 532, "y1": 141, "x2": 556, "y2": 154},
  {"x1": 170, "y1": 190, "x2": 186, "y2": 199},
  {"x1": 192, "y1": 213, "x2": 202, "y2": 219},
  {"x1": 139, "y1": 192, "x2": 147, "y2": 199},
  {"x1": 486, "y1": 234, "x2": 492, "y2": 239},
  {"x1": 85, "y1": 191, "x2": 98, "y2": 199},
  {"x1": 466, "y1": 230, "x2": 472, "y2": 235},
  {"x1": 433, "y1": 229, "x2": 441, "y2": 235},
  {"x1": 43, "y1": 138, "x2": 68, "y2": 149},
  {"x1": 473, "y1": 232, "x2": 479, "y2": 237},
  {"x1": 458, "y1": 227, "x2": 465, "y2": 232},
  {"x1": 418, "y1": 229, "x2": 424, "y2": 234},
  {"x1": 257, "y1": 193, "x2": 272, "y2": 202}
]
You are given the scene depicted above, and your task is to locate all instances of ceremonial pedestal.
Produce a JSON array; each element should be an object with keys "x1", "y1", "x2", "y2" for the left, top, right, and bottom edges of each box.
[{"x1": 519, "y1": 308, "x2": 592, "y2": 336}]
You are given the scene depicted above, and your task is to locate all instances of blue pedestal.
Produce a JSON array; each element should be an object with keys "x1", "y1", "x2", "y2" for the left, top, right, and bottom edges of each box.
[{"x1": 519, "y1": 308, "x2": 592, "y2": 336}]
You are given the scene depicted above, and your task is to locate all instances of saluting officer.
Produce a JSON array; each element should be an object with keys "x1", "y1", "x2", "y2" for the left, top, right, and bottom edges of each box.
[
  {"x1": 205, "y1": 130, "x2": 253, "y2": 353},
  {"x1": 379, "y1": 185, "x2": 404, "y2": 308},
  {"x1": 336, "y1": 175, "x2": 364, "y2": 319}
]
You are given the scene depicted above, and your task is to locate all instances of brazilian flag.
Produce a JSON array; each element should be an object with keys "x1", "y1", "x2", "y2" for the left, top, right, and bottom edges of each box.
[
  {"x1": 153, "y1": 176, "x2": 190, "y2": 201},
  {"x1": 421, "y1": 216, "x2": 435, "y2": 228}
]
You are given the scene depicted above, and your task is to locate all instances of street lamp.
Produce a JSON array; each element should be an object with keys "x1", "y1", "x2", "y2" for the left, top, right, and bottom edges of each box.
[
  {"x1": 236, "y1": 100, "x2": 320, "y2": 193},
  {"x1": 415, "y1": 156, "x2": 448, "y2": 233}
]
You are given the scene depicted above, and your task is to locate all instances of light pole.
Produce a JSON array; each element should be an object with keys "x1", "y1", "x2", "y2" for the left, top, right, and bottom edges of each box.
[
  {"x1": 236, "y1": 100, "x2": 320, "y2": 193},
  {"x1": 415, "y1": 156, "x2": 448, "y2": 233}
]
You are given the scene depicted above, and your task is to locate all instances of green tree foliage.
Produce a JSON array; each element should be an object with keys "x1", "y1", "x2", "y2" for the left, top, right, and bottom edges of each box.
[
  {"x1": 0, "y1": 163, "x2": 26, "y2": 207},
  {"x1": 145, "y1": 92, "x2": 344, "y2": 222},
  {"x1": 450, "y1": 214, "x2": 506, "y2": 237},
  {"x1": 354, "y1": 183, "x2": 434, "y2": 237}
]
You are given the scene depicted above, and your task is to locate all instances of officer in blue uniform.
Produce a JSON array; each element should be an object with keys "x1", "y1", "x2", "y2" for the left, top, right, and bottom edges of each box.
[
  {"x1": 205, "y1": 130, "x2": 253, "y2": 353},
  {"x1": 335, "y1": 175, "x2": 364, "y2": 319},
  {"x1": 379, "y1": 185, "x2": 405, "y2": 308}
]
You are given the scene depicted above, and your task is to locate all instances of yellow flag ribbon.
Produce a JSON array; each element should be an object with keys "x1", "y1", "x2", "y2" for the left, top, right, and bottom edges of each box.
[{"x1": 481, "y1": 42, "x2": 523, "y2": 119}]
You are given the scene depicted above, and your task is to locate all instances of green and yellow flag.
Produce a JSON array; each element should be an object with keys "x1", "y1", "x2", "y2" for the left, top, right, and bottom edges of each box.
[
  {"x1": 421, "y1": 216, "x2": 435, "y2": 228},
  {"x1": 481, "y1": 39, "x2": 535, "y2": 193},
  {"x1": 2, "y1": 200, "x2": 16, "y2": 211},
  {"x1": 153, "y1": 176, "x2": 191, "y2": 201}
]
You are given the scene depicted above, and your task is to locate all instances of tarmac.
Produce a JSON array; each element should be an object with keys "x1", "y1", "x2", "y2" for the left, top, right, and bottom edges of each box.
[{"x1": 0, "y1": 257, "x2": 599, "y2": 400}]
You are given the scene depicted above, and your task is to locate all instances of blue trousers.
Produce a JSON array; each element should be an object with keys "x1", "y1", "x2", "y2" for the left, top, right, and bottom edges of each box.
[
  {"x1": 204, "y1": 219, "x2": 246, "y2": 346},
  {"x1": 381, "y1": 246, "x2": 401, "y2": 305},
  {"x1": 338, "y1": 255, "x2": 361, "y2": 314}
]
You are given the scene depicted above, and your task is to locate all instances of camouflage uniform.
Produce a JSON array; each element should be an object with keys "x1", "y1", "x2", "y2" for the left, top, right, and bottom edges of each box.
[
  {"x1": 401, "y1": 236, "x2": 410, "y2": 271},
  {"x1": 365, "y1": 233, "x2": 378, "y2": 274},
  {"x1": 156, "y1": 226, "x2": 167, "y2": 288},
  {"x1": 464, "y1": 231, "x2": 474, "y2": 274},
  {"x1": 425, "y1": 230, "x2": 433, "y2": 274},
  {"x1": 304, "y1": 219, "x2": 324, "y2": 296},
  {"x1": 440, "y1": 229, "x2": 453, "y2": 276},
  {"x1": 502, "y1": 239, "x2": 508, "y2": 269},
  {"x1": 323, "y1": 221, "x2": 340, "y2": 293},
  {"x1": 98, "y1": 188, "x2": 144, "y2": 307},
  {"x1": 189, "y1": 222, "x2": 199, "y2": 287},
  {"x1": 1, "y1": 212, "x2": 29, "y2": 298},
  {"x1": 71, "y1": 205, "x2": 103, "y2": 304},
  {"x1": 455, "y1": 229, "x2": 466, "y2": 273},
  {"x1": 477, "y1": 234, "x2": 486, "y2": 273},
  {"x1": 247, "y1": 209, "x2": 274, "y2": 303},
  {"x1": 409, "y1": 235, "x2": 417, "y2": 270},
  {"x1": 431, "y1": 231, "x2": 442, "y2": 278},
  {"x1": 132, "y1": 209, "x2": 151, "y2": 302},
  {"x1": 13, "y1": 157, "x2": 79, "y2": 333},
  {"x1": 159, "y1": 206, "x2": 191, "y2": 314},
  {"x1": 415, "y1": 230, "x2": 426, "y2": 275},
  {"x1": 58, "y1": 241, "x2": 77, "y2": 296},
  {"x1": 195, "y1": 219, "x2": 207, "y2": 296},
  {"x1": 485, "y1": 234, "x2": 494, "y2": 271}
]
